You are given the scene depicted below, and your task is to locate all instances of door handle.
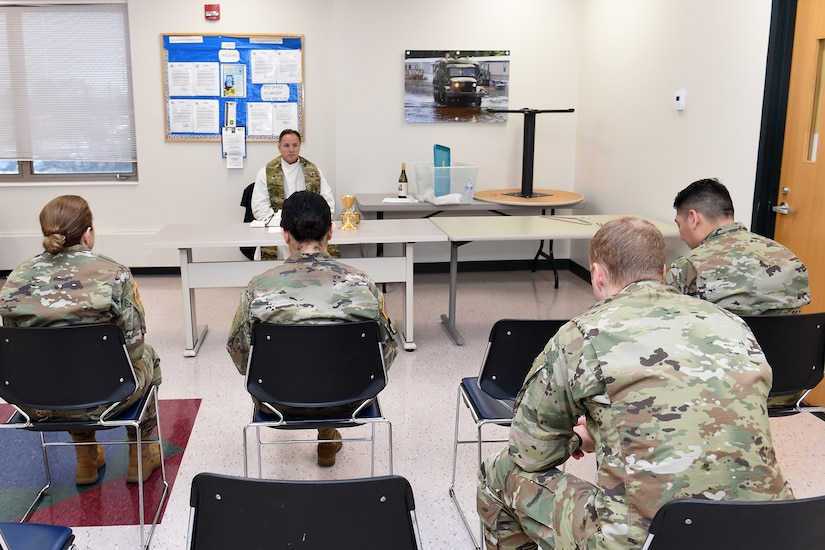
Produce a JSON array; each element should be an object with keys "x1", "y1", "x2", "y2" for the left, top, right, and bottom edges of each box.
[{"x1": 772, "y1": 202, "x2": 796, "y2": 215}]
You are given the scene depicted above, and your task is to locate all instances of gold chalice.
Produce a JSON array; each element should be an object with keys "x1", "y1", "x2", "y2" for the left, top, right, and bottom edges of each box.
[{"x1": 340, "y1": 194, "x2": 358, "y2": 231}]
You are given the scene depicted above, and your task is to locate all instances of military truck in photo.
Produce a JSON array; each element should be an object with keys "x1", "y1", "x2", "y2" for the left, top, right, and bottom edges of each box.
[{"x1": 432, "y1": 58, "x2": 483, "y2": 107}]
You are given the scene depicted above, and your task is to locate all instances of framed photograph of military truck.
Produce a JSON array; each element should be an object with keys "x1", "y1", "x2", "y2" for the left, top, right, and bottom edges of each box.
[{"x1": 404, "y1": 50, "x2": 510, "y2": 123}]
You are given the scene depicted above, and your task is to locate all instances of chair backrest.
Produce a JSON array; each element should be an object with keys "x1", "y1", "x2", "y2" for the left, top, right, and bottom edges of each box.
[
  {"x1": 642, "y1": 495, "x2": 825, "y2": 549},
  {"x1": 0, "y1": 323, "x2": 137, "y2": 411},
  {"x1": 246, "y1": 321, "x2": 387, "y2": 408},
  {"x1": 188, "y1": 473, "x2": 420, "y2": 550},
  {"x1": 239, "y1": 182, "x2": 256, "y2": 260},
  {"x1": 740, "y1": 312, "x2": 825, "y2": 399},
  {"x1": 240, "y1": 182, "x2": 255, "y2": 222},
  {"x1": 478, "y1": 319, "x2": 567, "y2": 400}
]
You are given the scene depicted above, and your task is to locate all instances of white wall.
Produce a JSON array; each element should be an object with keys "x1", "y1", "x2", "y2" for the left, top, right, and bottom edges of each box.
[
  {"x1": 0, "y1": 0, "x2": 772, "y2": 270},
  {"x1": 332, "y1": 0, "x2": 582, "y2": 263},
  {"x1": 572, "y1": 0, "x2": 773, "y2": 264}
]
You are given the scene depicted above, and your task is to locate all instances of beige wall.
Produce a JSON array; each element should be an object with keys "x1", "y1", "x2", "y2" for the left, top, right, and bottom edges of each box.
[
  {"x1": 0, "y1": 0, "x2": 771, "y2": 269},
  {"x1": 570, "y1": 0, "x2": 772, "y2": 265}
]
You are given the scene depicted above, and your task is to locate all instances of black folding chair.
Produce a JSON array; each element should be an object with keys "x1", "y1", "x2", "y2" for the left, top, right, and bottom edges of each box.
[
  {"x1": 242, "y1": 321, "x2": 392, "y2": 478},
  {"x1": 239, "y1": 181, "x2": 257, "y2": 260},
  {"x1": 187, "y1": 473, "x2": 421, "y2": 550},
  {"x1": 0, "y1": 522, "x2": 74, "y2": 550},
  {"x1": 642, "y1": 495, "x2": 825, "y2": 549},
  {"x1": 0, "y1": 324, "x2": 168, "y2": 550},
  {"x1": 740, "y1": 312, "x2": 825, "y2": 416},
  {"x1": 449, "y1": 319, "x2": 566, "y2": 549}
]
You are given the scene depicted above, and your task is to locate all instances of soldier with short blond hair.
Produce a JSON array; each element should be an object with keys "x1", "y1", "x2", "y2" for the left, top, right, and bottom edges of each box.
[{"x1": 477, "y1": 216, "x2": 792, "y2": 550}]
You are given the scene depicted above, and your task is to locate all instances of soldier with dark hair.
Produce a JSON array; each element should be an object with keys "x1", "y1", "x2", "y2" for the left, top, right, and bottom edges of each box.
[
  {"x1": 250, "y1": 128, "x2": 335, "y2": 260},
  {"x1": 477, "y1": 217, "x2": 792, "y2": 550},
  {"x1": 227, "y1": 190, "x2": 397, "y2": 467},
  {"x1": 0, "y1": 195, "x2": 162, "y2": 486},
  {"x1": 666, "y1": 177, "x2": 810, "y2": 315}
]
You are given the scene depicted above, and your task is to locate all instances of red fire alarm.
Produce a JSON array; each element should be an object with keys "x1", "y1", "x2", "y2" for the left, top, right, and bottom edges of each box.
[{"x1": 204, "y1": 4, "x2": 220, "y2": 20}]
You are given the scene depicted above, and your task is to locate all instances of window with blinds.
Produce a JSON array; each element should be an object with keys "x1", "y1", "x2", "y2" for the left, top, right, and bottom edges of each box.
[{"x1": 0, "y1": 2, "x2": 137, "y2": 183}]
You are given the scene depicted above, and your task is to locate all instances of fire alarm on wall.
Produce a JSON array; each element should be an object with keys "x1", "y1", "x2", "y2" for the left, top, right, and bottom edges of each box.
[{"x1": 205, "y1": 4, "x2": 220, "y2": 20}]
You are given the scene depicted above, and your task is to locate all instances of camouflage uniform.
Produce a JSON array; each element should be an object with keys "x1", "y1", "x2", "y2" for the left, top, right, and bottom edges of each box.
[
  {"x1": 665, "y1": 222, "x2": 810, "y2": 316},
  {"x1": 477, "y1": 280, "x2": 792, "y2": 550},
  {"x1": 226, "y1": 252, "x2": 397, "y2": 415},
  {"x1": 0, "y1": 245, "x2": 161, "y2": 436}
]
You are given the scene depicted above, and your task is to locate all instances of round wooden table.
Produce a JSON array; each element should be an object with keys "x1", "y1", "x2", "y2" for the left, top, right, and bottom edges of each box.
[{"x1": 473, "y1": 188, "x2": 584, "y2": 207}]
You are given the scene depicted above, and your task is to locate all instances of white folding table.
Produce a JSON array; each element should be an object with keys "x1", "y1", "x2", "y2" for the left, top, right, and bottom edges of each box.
[
  {"x1": 145, "y1": 219, "x2": 447, "y2": 356},
  {"x1": 429, "y1": 215, "x2": 680, "y2": 345}
]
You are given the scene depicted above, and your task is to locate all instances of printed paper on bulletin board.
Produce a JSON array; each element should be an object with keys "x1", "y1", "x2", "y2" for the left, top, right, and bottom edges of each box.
[{"x1": 160, "y1": 33, "x2": 304, "y2": 142}]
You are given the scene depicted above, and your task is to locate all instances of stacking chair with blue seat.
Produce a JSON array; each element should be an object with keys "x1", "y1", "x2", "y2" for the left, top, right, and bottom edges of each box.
[
  {"x1": 242, "y1": 320, "x2": 393, "y2": 478},
  {"x1": 0, "y1": 323, "x2": 168, "y2": 550},
  {"x1": 642, "y1": 494, "x2": 825, "y2": 549},
  {"x1": 187, "y1": 472, "x2": 421, "y2": 550},
  {"x1": 0, "y1": 522, "x2": 74, "y2": 550},
  {"x1": 449, "y1": 318, "x2": 566, "y2": 549},
  {"x1": 740, "y1": 311, "x2": 825, "y2": 417}
]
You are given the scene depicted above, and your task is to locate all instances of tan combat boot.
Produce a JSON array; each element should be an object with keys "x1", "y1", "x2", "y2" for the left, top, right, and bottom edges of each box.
[
  {"x1": 70, "y1": 432, "x2": 106, "y2": 485},
  {"x1": 126, "y1": 431, "x2": 162, "y2": 483},
  {"x1": 317, "y1": 428, "x2": 343, "y2": 467}
]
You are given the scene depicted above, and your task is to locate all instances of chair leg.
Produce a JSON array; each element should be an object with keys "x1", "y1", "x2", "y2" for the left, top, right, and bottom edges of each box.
[
  {"x1": 255, "y1": 426, "x2": 263, "y2": 479},
  {"x1": 370, "y1": 422, "x2": 376, "y2": 477},
  {"x1": 20, "y1": 432, "x2": 53, "y2": 523},
  {"x1": 135, "y1": 389, "x2": 170, "y2": 549},
  {"x1": 448, "y1": 386, "x2": 482, "y2": 549},
  {"x1": 242, "y1": 425, "x2": 250, "y2": 477},
  {"x1": 386, "y1": 421, "x2": 393, "y2": 476},
  {"x1": 244, "y1": 418, "x2": 392, "y2": 479},
  {"x1": 449, "y1": 386, "x2": 463, "y2": 494}
]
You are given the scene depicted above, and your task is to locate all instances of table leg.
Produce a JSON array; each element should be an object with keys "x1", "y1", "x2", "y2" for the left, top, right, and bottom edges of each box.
[
  {"x1": 532, "y1": 208, "x2": 559, "y2": 288},
  {"x1": 440, "y1": 241, "x2": 467, "y2": 346},
  {"x1": 531, "y1": 240, "x2": 559, "y2": 289},
  {"x1": 401, "y1": 242, "x2": 416, "y2": 351},
  {"x1": 179, "y1": 248, "x2": 208, "y2": 357}
]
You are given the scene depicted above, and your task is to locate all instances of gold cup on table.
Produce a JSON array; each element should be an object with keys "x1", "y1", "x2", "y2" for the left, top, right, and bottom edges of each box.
[{"x1": 340, "y1": 194, "x2": 359, "y2": 231}]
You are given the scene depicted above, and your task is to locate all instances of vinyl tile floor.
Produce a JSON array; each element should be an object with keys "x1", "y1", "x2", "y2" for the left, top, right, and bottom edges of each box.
[{"x1": 4, "y1": 269, "x2": 825, "y2": 549}]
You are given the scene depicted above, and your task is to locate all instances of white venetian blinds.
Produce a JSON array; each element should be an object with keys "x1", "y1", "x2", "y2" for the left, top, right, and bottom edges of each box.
[{"x1": 0, "y1": 3, "x2": 136, "y2": 163}]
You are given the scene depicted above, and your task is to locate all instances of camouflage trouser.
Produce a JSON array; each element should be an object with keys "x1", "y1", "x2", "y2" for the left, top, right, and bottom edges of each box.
[
  {"x1": 477, "y1": 448, "x2": 601, "y2": 550},
  {"x1": 20, "y1": 344, "x2": 162, "y2": 439}
]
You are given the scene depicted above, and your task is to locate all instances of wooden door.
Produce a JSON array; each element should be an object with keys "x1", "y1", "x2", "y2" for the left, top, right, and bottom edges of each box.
[{"x1": 775, "y1": 0, "x2": 825, "y2": 403}]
